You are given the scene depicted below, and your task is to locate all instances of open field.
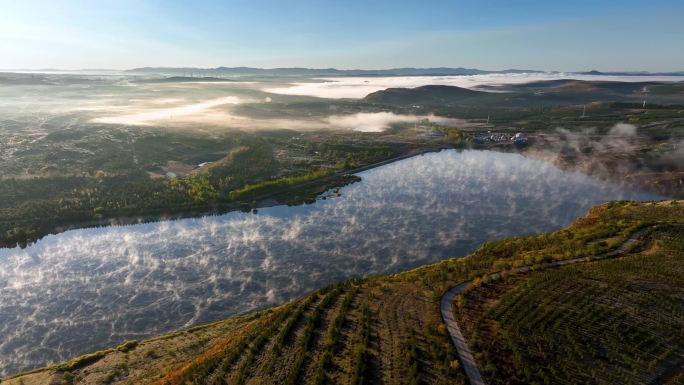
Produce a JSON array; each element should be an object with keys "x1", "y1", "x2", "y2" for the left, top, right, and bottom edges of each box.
[{"x1": 4, "y1": 200, "x2": 681, "y2": 384}]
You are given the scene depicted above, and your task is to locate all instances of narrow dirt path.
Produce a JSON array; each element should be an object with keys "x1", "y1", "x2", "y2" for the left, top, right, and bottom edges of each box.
[{"x1": 440, "y1": 227, "x2": 650, "y2": 385}]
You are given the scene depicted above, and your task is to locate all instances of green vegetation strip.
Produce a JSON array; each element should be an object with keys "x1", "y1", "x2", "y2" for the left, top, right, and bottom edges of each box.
[
  {"x1": 164, "y1": 307, "x2": 290, "y2": 385},
  {"x1": 260, "y1": 292, "x2": 320, "y2": 375},
  {"x1": 349, "y1": 304, "x2": 372, "y2": 385},
  {"x1": 312, "y1": 284, "x2": 360, "y2": 385},
  {"x1": 229, "y1": 305, "x2": 301, "y2": 385},
  {"x1": 404, "y1": 327, "x2": 421, "y2": 385},
  {"x1": 229, "y1": 169, "x2": 332, "y2": 200},
  {"x1": 284, "y1": 286, "x2": 345, "y2": 385}
]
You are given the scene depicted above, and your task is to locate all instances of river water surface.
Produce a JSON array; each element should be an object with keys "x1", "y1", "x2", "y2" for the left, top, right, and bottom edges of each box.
[{"x1": 0, "y1": 149, "x2": 660, "y2": 375}]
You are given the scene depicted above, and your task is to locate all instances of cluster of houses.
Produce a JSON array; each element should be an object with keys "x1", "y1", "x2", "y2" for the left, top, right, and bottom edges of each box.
[{"x1": 474, "y1": 131, "x2": 529, "y2": 146}]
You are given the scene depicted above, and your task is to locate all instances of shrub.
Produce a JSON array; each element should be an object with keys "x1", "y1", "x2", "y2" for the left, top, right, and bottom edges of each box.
[{"x1": 116, "y1": 340, "x2": 138, "y2": 353}]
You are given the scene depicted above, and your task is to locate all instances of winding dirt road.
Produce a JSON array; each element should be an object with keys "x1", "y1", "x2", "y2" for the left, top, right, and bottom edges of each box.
[{"x1": 440, "y1": 227, "x2": 650, "y2": 385}]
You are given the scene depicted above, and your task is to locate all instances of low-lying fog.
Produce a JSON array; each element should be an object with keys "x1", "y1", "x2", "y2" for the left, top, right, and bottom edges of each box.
[
  {"x1": 91, "y1": 96, "x2": 242, "y2": 126},
  {"x1": 265, "y1": 73, "x2": 684, "y2": 99},
  {"x1": 0, "y1": 149, "x2": 659, "y2": 375},
  {"x1": 0, "y1": 76, "x2": 464, "y2": 133},
  {"x1": 326, "y1": 112, "x2": 465, "y2": 132},
  {"x1": 92, "y1": 99, "x2": 461, "y2": 132},
  {"x1": 4, "y1": 72, "x2": 682, "y2": 137}
]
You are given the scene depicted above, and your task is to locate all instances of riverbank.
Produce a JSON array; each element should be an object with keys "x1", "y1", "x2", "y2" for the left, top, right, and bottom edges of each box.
[
  {"x1": 0, "y1": 144, "x2": 455, "y2": 249},
  {"x1": 4, "y1": 201, "x2": 680, "y2": 384}
]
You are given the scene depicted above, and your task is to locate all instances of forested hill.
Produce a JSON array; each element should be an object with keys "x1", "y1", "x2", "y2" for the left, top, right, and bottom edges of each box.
[{"x1": 363, "y1": 85, "x2": 487, "y2": 106}]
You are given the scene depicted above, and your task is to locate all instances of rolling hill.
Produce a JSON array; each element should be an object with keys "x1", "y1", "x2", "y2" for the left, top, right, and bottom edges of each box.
[
  {"x1": 363, "y1": 85, "x2": 487, "y2": 106},
  {"x1": 362, "y1": 80, "x2": 684, "y2": 108}
]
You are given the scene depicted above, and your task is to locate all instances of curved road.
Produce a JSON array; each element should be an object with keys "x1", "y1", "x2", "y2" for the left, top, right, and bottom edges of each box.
[{"x1": 440, "y1": 227, "x2": 650, "y2": 385}]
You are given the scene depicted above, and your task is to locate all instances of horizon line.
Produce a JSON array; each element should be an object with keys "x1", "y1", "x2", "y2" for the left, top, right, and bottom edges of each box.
[{"x1": 2, "y1": 66, "x2": 684, "y2": 75}]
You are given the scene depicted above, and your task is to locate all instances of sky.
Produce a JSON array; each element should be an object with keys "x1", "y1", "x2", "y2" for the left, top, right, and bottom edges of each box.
[{"x1": 1, "y1": 0, "x2": 683, "y2": 72}]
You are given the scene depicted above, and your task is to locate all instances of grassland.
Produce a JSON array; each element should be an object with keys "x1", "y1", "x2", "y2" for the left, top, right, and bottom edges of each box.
[{"x1": 4, "y1": 200, "x2": 682, "y2": 385}]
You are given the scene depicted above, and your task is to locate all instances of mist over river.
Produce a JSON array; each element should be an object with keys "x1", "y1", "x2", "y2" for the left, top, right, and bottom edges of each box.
[{"x1": 0, "y1": 149, "x2": 660, "y2": 375}]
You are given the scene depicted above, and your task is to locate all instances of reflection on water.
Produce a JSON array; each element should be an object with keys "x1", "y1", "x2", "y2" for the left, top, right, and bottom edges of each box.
[{"x1": 0, "y1": 150, "x2": 659, "y2": 375}]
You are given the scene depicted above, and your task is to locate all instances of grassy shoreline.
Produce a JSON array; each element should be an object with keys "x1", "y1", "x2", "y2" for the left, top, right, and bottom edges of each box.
[{"x1": 0, "y1": 144, "x2": 453, "y2": 249}]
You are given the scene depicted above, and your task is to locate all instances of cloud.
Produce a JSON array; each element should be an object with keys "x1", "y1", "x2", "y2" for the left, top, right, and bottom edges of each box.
[
  {"x1": 91, "y1": 96, "x2": 241, "y2": 125},
  {"x1": 608, "y1": 122, "x2": 637, "y2": 137},
  {"x1": 325, "y1": 112, "x2": 466, "y2": 132},
  {"x1": 86, "y1": 90, "x2": 463, "y2": 132},
  {"x1": 522, "y1": 122, "x2": 684, "y2": 194}
]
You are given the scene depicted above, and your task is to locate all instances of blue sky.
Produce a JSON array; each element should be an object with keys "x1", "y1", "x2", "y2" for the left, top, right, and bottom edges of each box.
[{"x1": 1, "y1": 0, "x2": 683, "y2": 71}]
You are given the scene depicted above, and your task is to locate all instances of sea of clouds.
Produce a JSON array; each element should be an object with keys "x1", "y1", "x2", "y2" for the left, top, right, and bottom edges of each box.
[
  {"x1": 4, "y1": 73, "x2": 681, "y2": 134},
  {"x1": 264, "y1": 73, "x2": 684, "y2": 99}
]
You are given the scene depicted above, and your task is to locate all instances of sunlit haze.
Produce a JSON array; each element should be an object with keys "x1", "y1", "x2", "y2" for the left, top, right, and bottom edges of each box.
[{"x1": 1, "y1": 0, "x2": 683, "y2": 71}]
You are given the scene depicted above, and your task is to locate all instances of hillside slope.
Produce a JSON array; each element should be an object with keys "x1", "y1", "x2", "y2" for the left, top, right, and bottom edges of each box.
[
  {"x1": 4, "y1": 200, "x2": 683, "y2": 385},
  {"x1": 454, "y1": 219, "x2": 684, "y2": 384},
  {"x1": 363, "y1": 85, "x2": 486, "y2": 106},
  {"x1": 363, "y1": 80, "x2": 684, "y2": 108}
]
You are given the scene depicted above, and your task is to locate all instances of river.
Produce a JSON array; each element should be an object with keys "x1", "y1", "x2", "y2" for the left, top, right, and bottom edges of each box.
[{"x1": 0, "y1": 149, "x2": 660, "y2": 375}]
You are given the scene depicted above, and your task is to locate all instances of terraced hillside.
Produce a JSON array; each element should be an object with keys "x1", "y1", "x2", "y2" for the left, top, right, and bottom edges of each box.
[
  {"x1": 454, "y1": 221, "x2": 684, "y2": 385},
  {"x1": 4, "y1": 200, "x2": 683, "y2": 385}
]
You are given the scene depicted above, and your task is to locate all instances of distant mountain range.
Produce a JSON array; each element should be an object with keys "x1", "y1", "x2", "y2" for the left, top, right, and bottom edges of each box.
[
  {"x1": 4, "y1": 67, "x2": 684, "y2": 77},
  {"x1": 124, "y1": 67, "x2": 684, "y2": 77},
  {"x1": 124, "y1": 66, "x2": 545, "y2": 77},
  {"x1": 578, "y1": 70, "x2": 684, "y2": 76}
]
